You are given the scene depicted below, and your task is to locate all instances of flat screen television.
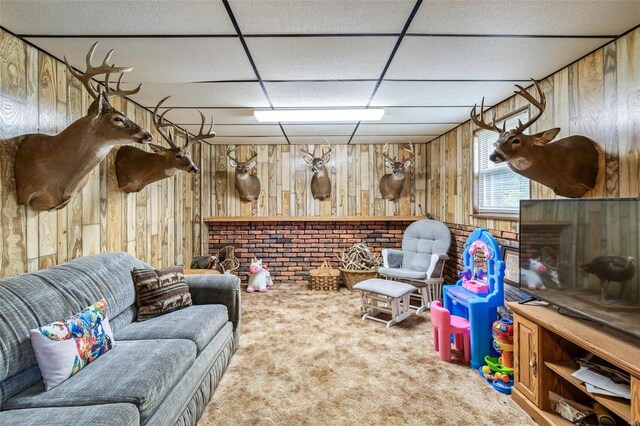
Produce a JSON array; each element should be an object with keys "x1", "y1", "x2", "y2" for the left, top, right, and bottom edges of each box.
[{"x1": 519, "y1": 198, "x2": 640, "y2": 340}]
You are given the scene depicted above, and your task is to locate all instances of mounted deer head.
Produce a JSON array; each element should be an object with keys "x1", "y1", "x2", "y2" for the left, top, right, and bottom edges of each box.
[
  {"x1": 115, "y1": 96, "x2": 215, "y2": 193},
  {"x1": 14, "y1": 42, "x2": 152, "y2": 211},
  {"x1": 301, "y1": 144, "x2": 332, "y2": 201},
  {"x1": 227, "y1": 145, "x2": 261, "y2": 201},
  {"x1": 379, "y1": 143, "x2": 414, "y2": 201},
  {"x1": 471, "y1": 79, "x2": 600, "y2": 198}
]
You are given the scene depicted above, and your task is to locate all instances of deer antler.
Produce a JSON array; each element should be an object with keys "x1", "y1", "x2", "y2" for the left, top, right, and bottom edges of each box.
[
  {"x1": 246, "y1": 145, "x2": 258, "y2": 163},
  {"x1": 64, "y1": 42, "x2": 134, "y2": 100},
  {"x1": 185, "y1": 111, "x2": 215, "y2": 148},
  {"x1": 470, "y1": 97, "x2": 504, "y2": 133},
  {"x1": 382, "y1": 143, "x2": 396, "y2": 163},
  {"x1": 152, "y1": 96, "x2": 178, "y2": 149},
  {"x1": 226, "y1": 146, "x2": 238, "y2": 162},
  {"x1": 104, "y1": 72, "x2": 141, "y2": 98},
  {"x1": 513, "y1": 79, "x2": 546, "y2": 134},
  {"x1": 300, "y1": 147, "x2": 315, "y2": 159},
  {"x1": 402, "y1": 142, "x2": 414, "y2": 157}
]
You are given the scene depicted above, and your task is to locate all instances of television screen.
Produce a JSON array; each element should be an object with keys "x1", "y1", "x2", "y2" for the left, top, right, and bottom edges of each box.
[{"x1": 519, "y1": 198, "x2": 640, "y2": 339}]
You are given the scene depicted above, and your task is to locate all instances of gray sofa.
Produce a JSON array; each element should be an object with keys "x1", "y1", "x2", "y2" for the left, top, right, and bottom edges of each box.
[{"x1": 0, "y1": 252, "x2": 241, "y2": 425}]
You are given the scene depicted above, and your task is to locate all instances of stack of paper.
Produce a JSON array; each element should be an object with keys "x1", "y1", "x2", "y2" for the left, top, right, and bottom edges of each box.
[{"x1": 571, "y1": 367, "x2": 631, "y2": 400}]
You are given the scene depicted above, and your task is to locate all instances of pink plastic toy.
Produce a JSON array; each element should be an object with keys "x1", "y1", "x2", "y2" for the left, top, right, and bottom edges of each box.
[{"x1": 431, "y1": 300, "x2": 471, "y2": 363}]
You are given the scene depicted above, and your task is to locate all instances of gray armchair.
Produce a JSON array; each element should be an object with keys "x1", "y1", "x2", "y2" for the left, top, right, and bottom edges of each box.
[{"x1": 378, "y1": 219, "x2": 451, "y2": 313}]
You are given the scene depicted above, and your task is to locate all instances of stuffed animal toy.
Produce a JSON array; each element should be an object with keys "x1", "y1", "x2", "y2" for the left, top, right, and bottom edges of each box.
[
  {"x1": 521, "y1": 259, "x2": 547, "y2": 290},
  {"x1": 247, "y1": 258, "x2": 273, "y2": 293}
]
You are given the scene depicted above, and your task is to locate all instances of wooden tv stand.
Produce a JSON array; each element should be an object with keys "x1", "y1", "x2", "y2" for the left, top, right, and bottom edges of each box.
[{"x1": 508, "y1": 302, "x2": 640, "y2": 425}]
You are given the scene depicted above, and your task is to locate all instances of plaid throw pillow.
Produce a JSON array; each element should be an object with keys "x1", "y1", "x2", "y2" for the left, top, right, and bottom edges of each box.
[{"x1": 132, "y1": 266, "x2": 192, "y2": 321}]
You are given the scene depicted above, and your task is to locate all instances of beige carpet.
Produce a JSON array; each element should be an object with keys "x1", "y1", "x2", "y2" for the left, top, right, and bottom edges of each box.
[{"x1": 199, "y1": 283, "x2": 536, "y2": 426}]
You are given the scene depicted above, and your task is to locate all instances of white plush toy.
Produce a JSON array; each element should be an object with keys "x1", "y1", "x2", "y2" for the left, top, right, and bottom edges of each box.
[
  {"x1": 521, "y1": 259, "x2": 547, "y2": 290},
  {"x1": 247, "y1": 258, "x2": 273, "y2": 293}
]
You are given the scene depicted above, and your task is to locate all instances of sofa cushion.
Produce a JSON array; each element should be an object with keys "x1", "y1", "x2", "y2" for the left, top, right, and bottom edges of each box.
[
  {"x1": 378, "y1": 267, "x2": 427, "y2": 280},
  {"x1": 0, "y1": 403, "x2": 139, "y2": 426},
  {"x1": 30, "y1": 299, "x2": 114, "y2": 390},
  {"x1": 115, "y1": 305, "x2": 229, "y2": 354},
  {"x1": 4, "y1": 339, "x2": 196, "y2": 424},
  {"x1": 132, "y1": 266, "x2": 192, "y2": 321}
]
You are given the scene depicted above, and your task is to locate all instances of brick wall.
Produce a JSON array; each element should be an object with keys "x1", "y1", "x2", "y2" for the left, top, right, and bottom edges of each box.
[
  {"x1": 444, "y1": 223, "x2": 519, "y2": 284},
  {"x1": 206, "y1": 220, "x2": 519, "y2": 286},
  {"x1": 207, "y1": 221, "x2": 412, "y2": 285}
]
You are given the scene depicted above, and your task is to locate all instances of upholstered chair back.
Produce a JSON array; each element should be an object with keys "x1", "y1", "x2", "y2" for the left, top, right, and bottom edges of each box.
[{"x1": 401, "y1": 219, "x2": 451, "y2": 272}]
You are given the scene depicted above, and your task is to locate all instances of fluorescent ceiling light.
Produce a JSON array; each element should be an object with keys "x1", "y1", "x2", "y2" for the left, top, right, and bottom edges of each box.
[{"x1": 254, "y1": 109, "x2": 384, "y2": 123}]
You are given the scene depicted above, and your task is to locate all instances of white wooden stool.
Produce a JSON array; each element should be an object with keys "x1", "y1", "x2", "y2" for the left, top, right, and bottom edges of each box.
[{"x1": 353, "y1": 279, "x2": 416, "y2": 328}]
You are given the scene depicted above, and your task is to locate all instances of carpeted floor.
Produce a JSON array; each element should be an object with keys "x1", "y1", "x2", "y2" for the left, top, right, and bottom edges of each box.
[{"x1": 199, "y1": 283, "x2": 536, "y2": 426}]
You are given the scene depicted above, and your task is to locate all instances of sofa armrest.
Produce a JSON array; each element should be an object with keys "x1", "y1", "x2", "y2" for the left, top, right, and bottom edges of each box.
[
  {"x1": 185, "y1": 274, "x2": 241, "y2": 350},
  {"x1": 426, "y1": 253, "x2": 449, "y2": 280},
  {"x1": 382, "y1": 249, "x2": 404, "y2": 268}
]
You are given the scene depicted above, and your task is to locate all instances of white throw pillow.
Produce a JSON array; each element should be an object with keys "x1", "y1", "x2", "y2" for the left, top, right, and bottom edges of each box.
[{"x1": 30, "y1": 299, "x2": 114, "y2": 391}]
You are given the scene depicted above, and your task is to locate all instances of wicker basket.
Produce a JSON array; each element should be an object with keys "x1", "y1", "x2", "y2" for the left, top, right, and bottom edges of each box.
[
  {"x1": 339, "y1": 268, "x2": 379, "y2": 291},
  {"x1": 309, "y1": 260, "x2": 341, "y2": 291}
]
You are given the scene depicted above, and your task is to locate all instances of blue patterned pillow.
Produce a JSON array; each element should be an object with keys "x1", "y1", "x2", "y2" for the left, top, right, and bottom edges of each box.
[{"x1": 30, "y1": 299, "x2": 114, "y2": 390}]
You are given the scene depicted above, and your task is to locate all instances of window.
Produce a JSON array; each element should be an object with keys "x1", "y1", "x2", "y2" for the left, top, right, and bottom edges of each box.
[{"x1": 473, "y1": 110, "x2": 530, "y2": 215}]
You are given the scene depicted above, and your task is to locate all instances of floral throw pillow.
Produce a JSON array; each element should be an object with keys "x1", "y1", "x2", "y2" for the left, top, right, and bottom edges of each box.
[{"x1": 30, "y1": 299, "x2": 114, "y2": 391}]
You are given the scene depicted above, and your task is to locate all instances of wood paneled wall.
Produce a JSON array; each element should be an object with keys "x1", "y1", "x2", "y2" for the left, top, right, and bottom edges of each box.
[
  {"x1": 196, "y1": 143, "x2": 428, "y2": 249},
  {"x1": 426, "y1": 28, "x2": 640, "y2": 233},
  {"x1": 0, "y1": 29, "x2": 197, "y2": 278}
]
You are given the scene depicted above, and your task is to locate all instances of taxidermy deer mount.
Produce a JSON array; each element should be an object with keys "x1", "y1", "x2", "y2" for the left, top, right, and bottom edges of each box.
[
  {"x1": 115, "y1": 96, "x2": 215, "y2": 193},
  {"x1": 301, "y1": 144, "x2": 332, "y2": 200},
  {"x1": 379, "y1": 142, "x2": 414, "y2": 201},
  {"x1": 471, "y1": 79, "x2": 600, "y2": 198},
  {"x1": 227, "y1": 145, "x2": 261, "y2": 201},
  {"x1": 14, "y1": 42, "x2": 152, "y2": 211}
]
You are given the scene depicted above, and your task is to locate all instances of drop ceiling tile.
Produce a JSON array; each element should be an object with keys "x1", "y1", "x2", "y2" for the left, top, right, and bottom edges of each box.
[
  {"x1": 371, "y1": 81, "x2": 522, "y2": 107},
  {"x1": 230, "y1": 0, "x2": 414, "y2": 34},
  {"x1": 357, "y1": 124, "x2": 455, "y2": 136},
  {"x1": 201, "y1": 136, "x2": 288, "y2": 145},
  {"x1": 178, "y1": 125, "x2": 282, "y2": 138},
  {"x1": 351, "y1": 135, "x2": 435, "y2": 144},
  {"x1": 247, "y1": 37, "x2": 396, "y2": 80},
  {"x1": 409, "y1": 0, "x2": 640, "y2": 36},
  {"x1": 264, "y1": 82, "x2": 376, "y2": 107},
  {"x1": 164, "y1": 109, "x2": 261, "y2": 125},
  {"x1": 130, "y1": 83, "x2": 269, "y2": 108},
  {"x1": 288, "y1": 136, "x2": 350, "y2": 145},
  {"x1": 386, "y1": 37, "x2": 611, "y2": 80},
  {"x1": 26, "y1": 38, "x2": 254, "y2": 83},
  {"x1": 0, "y1": 0, "x2": 235, "y2": 35},
  {"x1": 378, "y1": 107, "x2": 471, "y2": 124},
  {"x1": 283, "y1": 124, "x2": 356, "y2": 136}
]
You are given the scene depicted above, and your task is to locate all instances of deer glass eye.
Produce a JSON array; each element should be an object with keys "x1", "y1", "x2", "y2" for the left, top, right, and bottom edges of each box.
[
  {"x1": 114, "y1": 116, "x2": 124, "y2": 123},
  {"x1": 512, "y1": 138, "x2": 521, "y2": 145}
]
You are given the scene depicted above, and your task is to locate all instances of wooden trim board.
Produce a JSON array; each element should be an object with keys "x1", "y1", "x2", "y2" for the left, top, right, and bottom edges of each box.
[{"x1": 203, "y1": 216, "x2": 424, "y2": 223}]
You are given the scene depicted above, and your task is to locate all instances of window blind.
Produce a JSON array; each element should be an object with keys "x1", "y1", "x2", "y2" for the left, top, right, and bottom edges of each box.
[{"x1": 473, "y1": 110, "x2": 530, "y2": 214}]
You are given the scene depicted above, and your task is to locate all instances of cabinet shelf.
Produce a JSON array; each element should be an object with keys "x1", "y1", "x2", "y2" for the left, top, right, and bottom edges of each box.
[{"x1": 545, "y1": 361, "x2": 632, "y2": 423}]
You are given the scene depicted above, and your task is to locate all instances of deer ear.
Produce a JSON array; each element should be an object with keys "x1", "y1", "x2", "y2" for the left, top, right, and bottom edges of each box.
[
  {"x1": 302, "y1": 155, "x2": 314, "y2": 165},
  {"x1": 248, "y1": 159, "x2": 257, "y2": 168},
  {"x1": 384, "y1": 159, "x2": 394, "y2": 169},
  {"x1": 532, "y1": 128, "x2": 560, "y2": 146},
  {"x1": 322, "y1": 152, "x2": 331, "y2": 163},
  {"x1": 88, "y1": 93, "x2": 112, "y2": 117},
  {"x1": 148, "y1": 143, "x2": 166, "y2": 153},
  {"x1": 228, "y1": 158, "x2": 237, "y2": 167},
  {"x1": 403, "y1": 159, "x2": 413, "y2": 169}
]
